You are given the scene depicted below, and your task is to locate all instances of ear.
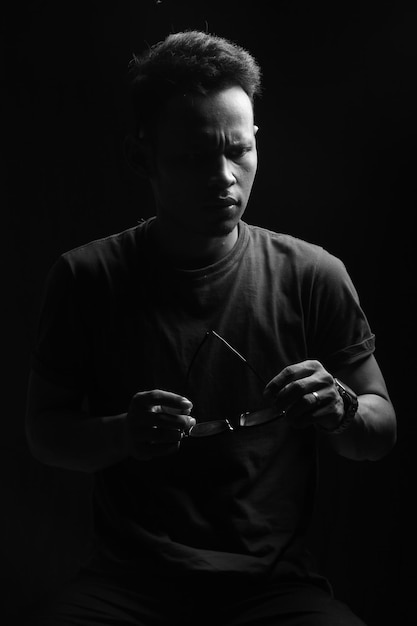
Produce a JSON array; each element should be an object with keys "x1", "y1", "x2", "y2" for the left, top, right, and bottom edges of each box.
[
  {"x1": 123, "y1": 134, "x2": 153, "y2": 177},
  {"x1": 254, "y1": 125, "x2": 259, "y2": 136}
]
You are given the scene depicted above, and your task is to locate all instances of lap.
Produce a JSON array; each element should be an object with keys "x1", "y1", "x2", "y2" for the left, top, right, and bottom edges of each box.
[
  {"x1": 24, "y1": 571, "x2": 367, "y2": 626},
  {"x1": 24, "y1": 572, "x2": 172, "y2": 626},
  {"x1": 222, "y1": 580, "x2": 367, "y2": 626}
]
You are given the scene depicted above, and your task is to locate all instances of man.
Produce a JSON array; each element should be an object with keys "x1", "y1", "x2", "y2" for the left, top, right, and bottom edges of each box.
[{"x1": 26, "y1": 30, "x2": 396, "y2": 625}]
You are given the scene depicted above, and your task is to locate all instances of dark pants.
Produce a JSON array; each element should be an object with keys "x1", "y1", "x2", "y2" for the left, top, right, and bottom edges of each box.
[{"x1": 26, "y1": 570, "x2": 367, "y2": 626}]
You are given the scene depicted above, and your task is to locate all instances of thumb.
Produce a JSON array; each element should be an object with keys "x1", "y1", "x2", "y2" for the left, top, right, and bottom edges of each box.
[{"x1": 187, "y1": 416, "x2": 197, "y2": 432}]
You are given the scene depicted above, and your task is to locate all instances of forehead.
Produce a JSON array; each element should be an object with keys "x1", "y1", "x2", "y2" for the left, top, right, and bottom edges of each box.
[{"x1": 156, "y1": 85, "x2": 255, "y2": 147}]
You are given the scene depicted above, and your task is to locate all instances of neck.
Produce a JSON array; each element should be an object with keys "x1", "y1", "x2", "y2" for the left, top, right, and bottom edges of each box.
[{"x1": 150, "y1": 218, "x2": 239, "y2": 269}]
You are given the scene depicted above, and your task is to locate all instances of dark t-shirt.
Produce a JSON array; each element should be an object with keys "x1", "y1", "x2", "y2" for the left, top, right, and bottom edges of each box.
[{"x1": 32, "y1": 219, "x2": 375, "y2": 583}]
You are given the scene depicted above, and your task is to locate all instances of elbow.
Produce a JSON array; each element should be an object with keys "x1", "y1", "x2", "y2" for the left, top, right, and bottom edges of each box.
[
  {"x1": 25, "y1": 418, "x2": 56, "y2": 469},
  {"x1": 368, "y1": 413, "x2": 397, "y2": 461},
  {"x1": 25, "y1": 412, "x2": 96, "y2": 474}
]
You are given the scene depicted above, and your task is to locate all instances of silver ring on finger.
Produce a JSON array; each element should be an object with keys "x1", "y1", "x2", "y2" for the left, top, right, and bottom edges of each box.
[{"x1": 311, "y1": 391, "x2": 320, "y2": 405}]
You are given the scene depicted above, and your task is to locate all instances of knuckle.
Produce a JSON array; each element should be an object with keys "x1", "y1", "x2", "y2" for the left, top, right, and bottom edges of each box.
[
  {"x1": 176, "y1": 414, "x2": 188, "y2": 427},
  {"x1": 147, "y1": 389, "x2": 163, "y2": 403},
  {"x1": 325, "y1": 372, "x2": 333, "y2": 385},
  {"x1": 323, "y1": 370, "x2": 334, "y2": 384},
  {"x1": 131, "y1": 389, "x2": 162, "y2": 407},
  {"x1": 283, "y1": 364, "x2": 296, "y2": 380},
  {"x1": 267, "y1": 380, "x2": 280, "y2": 396},
  {"x1": 131, "y1": 391, "x2": 144, "y2": 404},
  {"x1": 269, "y1": 376, "x2": 281, "y2": 389},
  {"x1": 293, "y1": 378, "x2": 306, "y2": 394},
  {"x1": 307, "y1": 359, "x2": 325, "y2": 376}
]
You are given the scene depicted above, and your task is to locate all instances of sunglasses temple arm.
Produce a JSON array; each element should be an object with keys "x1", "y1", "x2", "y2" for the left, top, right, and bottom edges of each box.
[
  {"x1": 184, "y1": 330, "x2": 211, "y2": 394},
  {"x1": 210, "y1": 330, "x2": 267, "y2": 387}
]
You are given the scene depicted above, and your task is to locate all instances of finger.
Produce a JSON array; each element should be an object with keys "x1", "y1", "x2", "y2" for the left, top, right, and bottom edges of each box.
[
  {"x1": 150, "y1": 404, "x2": 192, "y2": 416},
  {"x1": 129, "y1": 391, "x2": 194, "y2": 428},
  {"x1": 131, "y1": 390, "x2": 193, "y2": 413},
  {"x1": 264, "y1": 364, "x2": 334, "y2": 413},
  {"x1": 264, "y1": 361, "x2": 324, "y2": 400},
  {"x1": 145, "y1": 408, "x2": 196, "y2": 433},
  {"x1": 145, "y1": 390, "x2": 193, "y2": 413},
  {"x1": 285, "y1": 389, "x2": 337, "y2": 429}
]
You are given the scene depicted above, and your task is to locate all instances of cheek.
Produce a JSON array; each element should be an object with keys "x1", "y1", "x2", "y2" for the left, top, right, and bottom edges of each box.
[{"x1": 240, "y1": 158, "x2": 258, "y2": 189}]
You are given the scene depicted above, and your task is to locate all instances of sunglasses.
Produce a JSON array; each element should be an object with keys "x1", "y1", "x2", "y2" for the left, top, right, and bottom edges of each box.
[{"x1": 183, "y1": 330, "x2": 285, "y2": 438}]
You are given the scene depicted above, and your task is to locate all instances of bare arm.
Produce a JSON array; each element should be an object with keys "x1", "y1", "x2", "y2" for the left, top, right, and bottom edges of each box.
[
  {"x1": 25, "y1": 370, "x2": 194, "y2": 473},
  {"x1": 325, "y1": 356, "x2": 396, "y2": 461},
  {"x1": 264, "y1": 354, "x2": 396, "y2": 461}
]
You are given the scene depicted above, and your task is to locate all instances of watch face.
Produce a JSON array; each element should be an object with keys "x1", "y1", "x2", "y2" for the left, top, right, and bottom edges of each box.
[
  {"x1": 334, "y1": 378, "x2": 358, "y2": 412},
  {"x1": 325, "y1": 378, "x2": 359, "y2": 434}
]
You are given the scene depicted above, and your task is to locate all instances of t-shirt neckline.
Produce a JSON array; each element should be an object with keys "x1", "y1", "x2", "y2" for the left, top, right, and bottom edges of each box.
[{"x1": 140, "y1": 217, "x2": 250, "y2": 281}]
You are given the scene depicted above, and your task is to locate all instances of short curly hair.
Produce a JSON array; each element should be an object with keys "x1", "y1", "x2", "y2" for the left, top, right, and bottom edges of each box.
[{"x1": 129, "y1": 30, "x2": 262, "y2": 138}]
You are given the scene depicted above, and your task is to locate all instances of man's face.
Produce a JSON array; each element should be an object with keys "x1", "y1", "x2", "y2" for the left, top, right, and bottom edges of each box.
[{"x1": 149, "y1": 85, "x2": 258, "y2": 238}]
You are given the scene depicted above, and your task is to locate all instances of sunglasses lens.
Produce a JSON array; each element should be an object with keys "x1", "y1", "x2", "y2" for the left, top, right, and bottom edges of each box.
[
  {"x1": 240, "y1": 406, "x2": 284, "y2": 427},
  {"x1": 188, "y1": 419, "x2": 234, "y2": 438}
]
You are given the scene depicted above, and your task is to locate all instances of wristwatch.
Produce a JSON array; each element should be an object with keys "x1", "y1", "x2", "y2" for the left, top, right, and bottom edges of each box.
[{"x1": 324, "y1": 378, "x2": 359, "y2": 435}]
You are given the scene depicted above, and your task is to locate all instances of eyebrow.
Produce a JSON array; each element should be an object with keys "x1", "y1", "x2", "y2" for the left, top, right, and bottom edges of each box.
[{"x1": 189, "y1": 135, "x2": 253, "y2": 153}]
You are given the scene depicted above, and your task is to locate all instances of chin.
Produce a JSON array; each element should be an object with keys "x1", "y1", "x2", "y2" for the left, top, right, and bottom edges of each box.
[
  {"x1": 160, "y1": 205, "x2": 244, "y2": 240},
  {"x1": 199, "y1": 209, "x2": 244, "y2": 237},
  {"x1": 198, "y1": 220, "x2": 239, "y2": 239}
]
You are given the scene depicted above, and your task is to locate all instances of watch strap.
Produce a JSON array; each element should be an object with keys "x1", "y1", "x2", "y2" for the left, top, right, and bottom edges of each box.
[{"x1": 319, "y1": 378, "x2": 359, "y2": 435}]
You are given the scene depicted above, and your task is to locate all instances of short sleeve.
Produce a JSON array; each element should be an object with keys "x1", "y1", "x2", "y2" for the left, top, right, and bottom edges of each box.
[
  {"x1": 31, "y1": 256, "x2": 87, "y2": 389},
  {"x1": 307, "y1": 249, "x2": 375, "y2": 371}
]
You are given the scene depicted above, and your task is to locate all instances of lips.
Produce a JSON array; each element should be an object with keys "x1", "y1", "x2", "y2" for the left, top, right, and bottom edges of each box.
[{"x1": 203, "y1": 197, "x2": 238, "y2": 208}]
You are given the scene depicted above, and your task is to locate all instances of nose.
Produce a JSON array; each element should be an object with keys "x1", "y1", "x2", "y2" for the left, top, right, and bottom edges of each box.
[{"x1": 208, "y1": 155, "x2": 236, "y2": 189}]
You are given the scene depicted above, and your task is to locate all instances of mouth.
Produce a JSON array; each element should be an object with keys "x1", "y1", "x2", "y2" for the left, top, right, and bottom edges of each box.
[{"x1": 202, "y1": 197, "x2": 238, "y2": 209}]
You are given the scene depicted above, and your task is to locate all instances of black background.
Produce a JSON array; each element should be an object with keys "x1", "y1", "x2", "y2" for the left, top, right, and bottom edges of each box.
[{"x1": 3, "y1": 1, "x2": 416, "y2": 624}]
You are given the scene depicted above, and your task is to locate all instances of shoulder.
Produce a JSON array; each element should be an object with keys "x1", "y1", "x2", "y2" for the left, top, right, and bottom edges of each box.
[
  {"x1": 43, "y1": 223, "x2": 146, "y2": 298},
  {"x1": 245, "y1": 222, "x2": 322, "y2": 259},
  {"x1": 243, "y1": 222, "x2": 345, "y2": 279},
  {"x1": 61, "y1": 224, "x2": 141, "y2": 271},
  {"x1": 44, "y1": 223, "x2": 148, "y2": 290}
]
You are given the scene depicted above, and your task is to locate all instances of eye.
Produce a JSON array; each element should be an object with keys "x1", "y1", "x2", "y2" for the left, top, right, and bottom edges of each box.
[{"x1": 227, "y1": 146, "x2": 251, "y2": 160}]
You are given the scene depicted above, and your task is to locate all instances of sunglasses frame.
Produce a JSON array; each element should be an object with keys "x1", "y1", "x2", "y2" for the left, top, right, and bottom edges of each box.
[{"x1": 183, "y1": 330, "x2": 284, "y2": 438}]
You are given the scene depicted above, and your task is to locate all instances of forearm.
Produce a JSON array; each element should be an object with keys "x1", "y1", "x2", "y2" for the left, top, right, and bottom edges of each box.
[
  {"x1": 26, "y1": 409, "x2": 129, "y2": 473},
  {"x1": 321, "y1": 393, "x2": 397, "y2": 461}
]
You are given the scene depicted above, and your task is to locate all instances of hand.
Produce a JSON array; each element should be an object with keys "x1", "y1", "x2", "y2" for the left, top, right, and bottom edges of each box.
[
  {"x1": 263, "y1": 360, "x2": 344, "y2": 430},
  {"x1": 126, "y1": 390, "x2": 195, "y2": 460}
]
